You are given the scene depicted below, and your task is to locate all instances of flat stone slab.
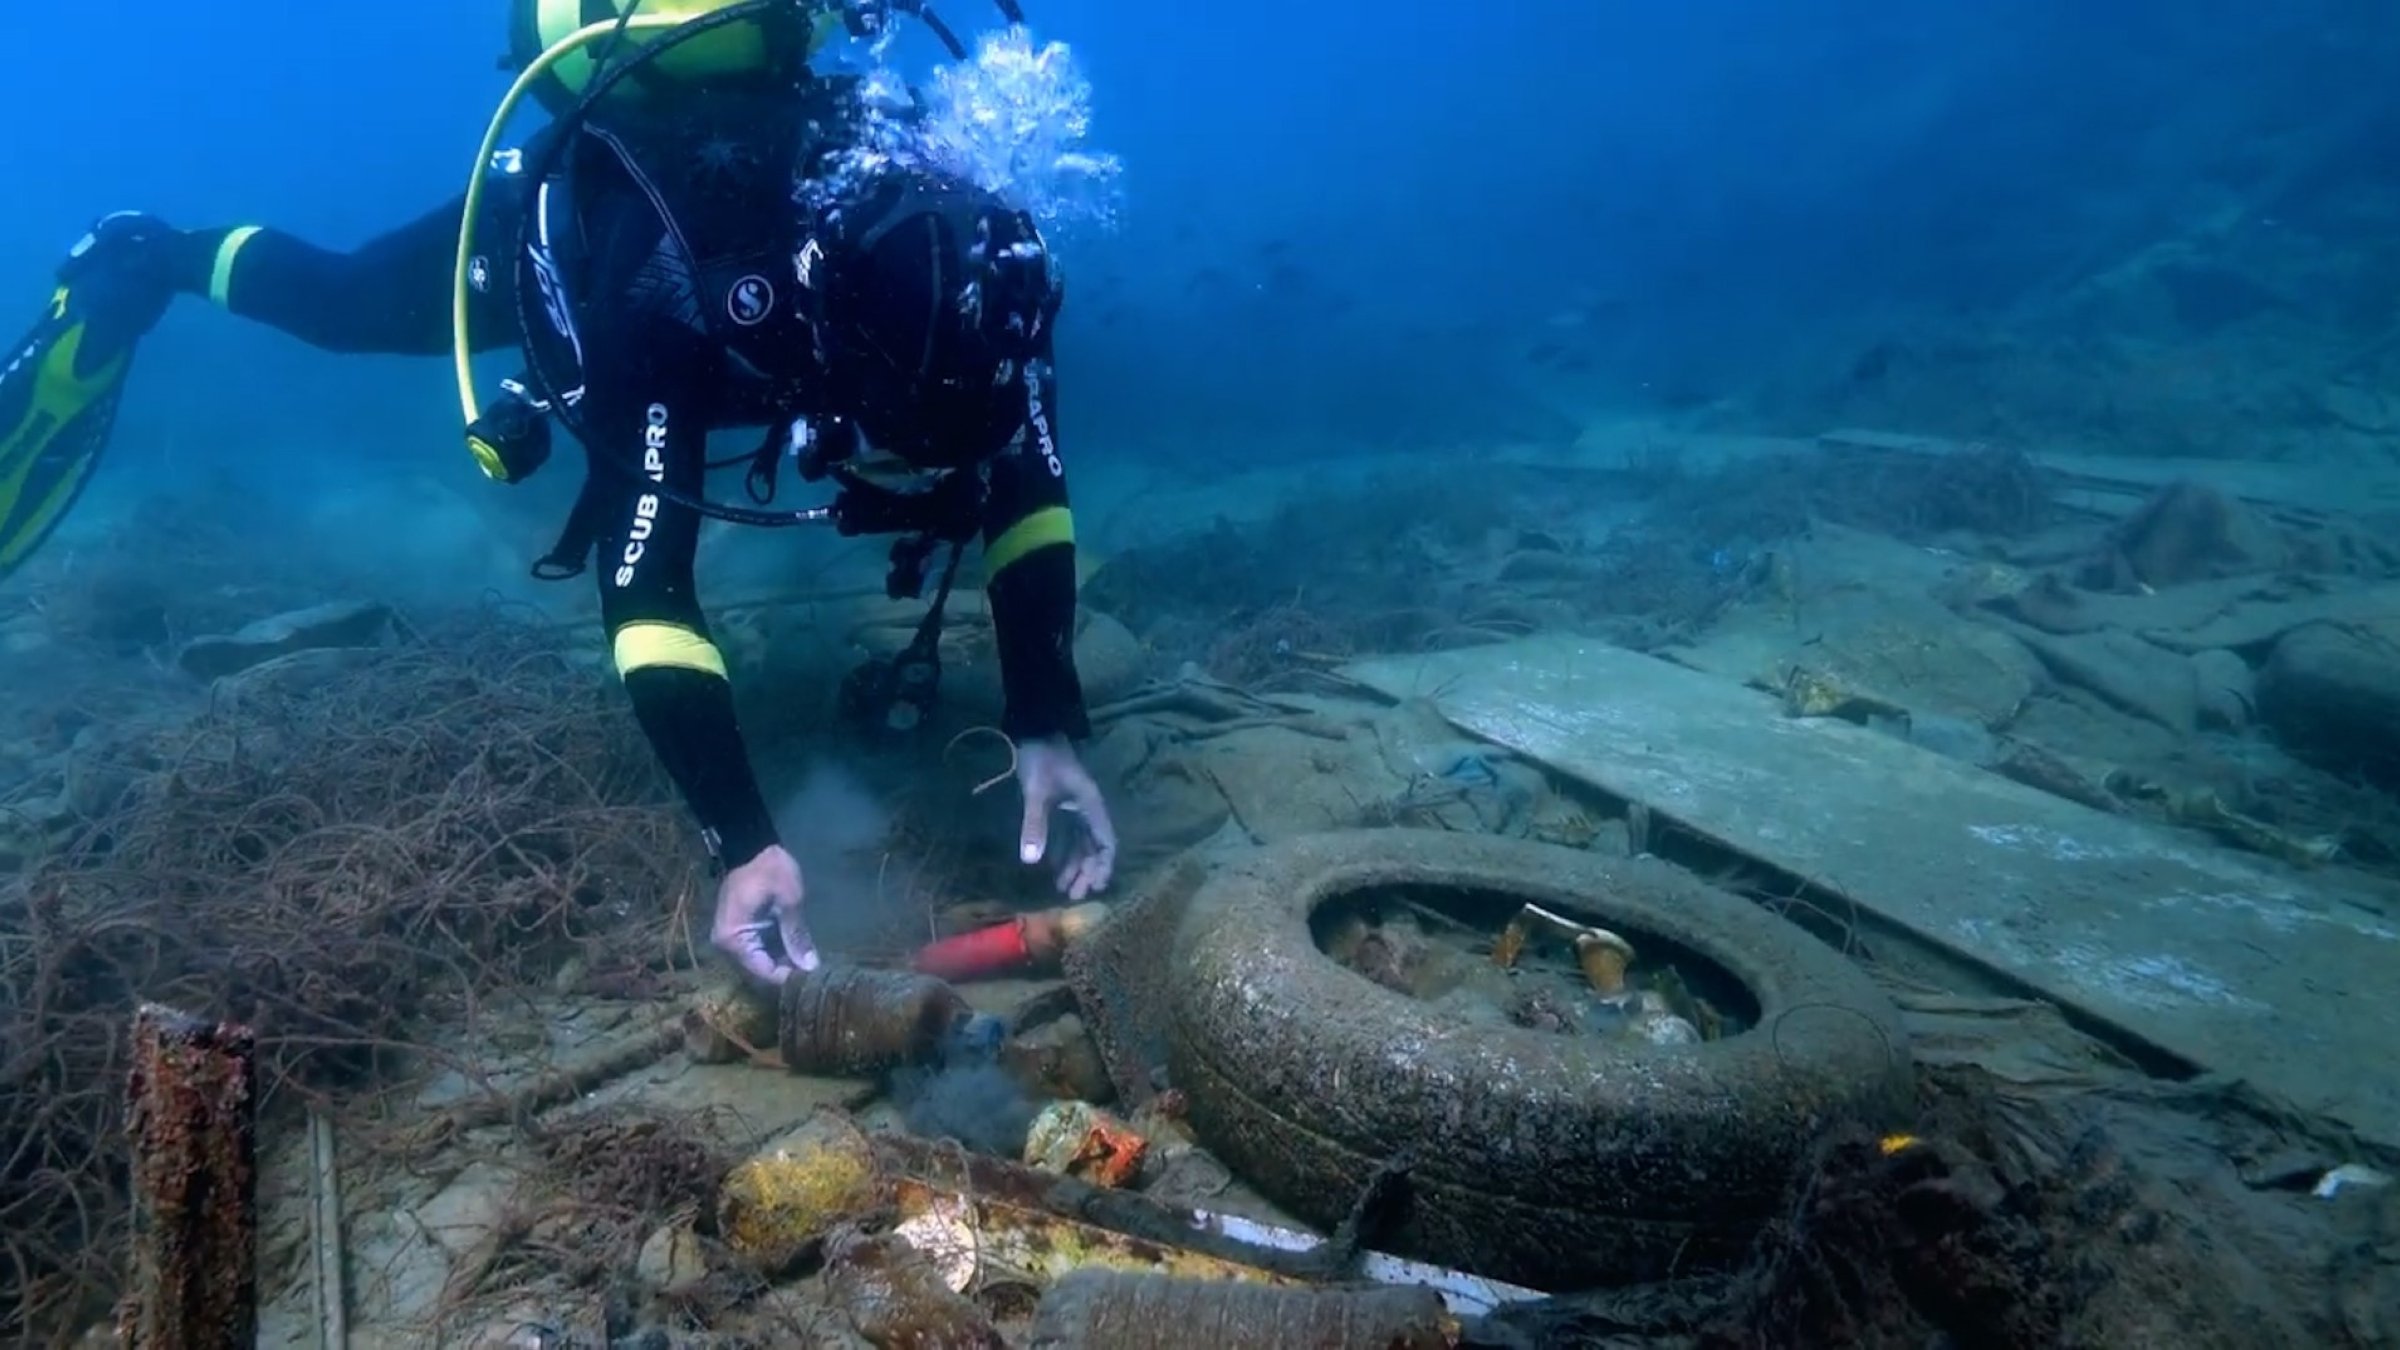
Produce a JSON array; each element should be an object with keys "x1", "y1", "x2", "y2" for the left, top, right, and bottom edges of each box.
[{"x1": 1347, "y1": 636, "x2": 2400, "y2": 1150}]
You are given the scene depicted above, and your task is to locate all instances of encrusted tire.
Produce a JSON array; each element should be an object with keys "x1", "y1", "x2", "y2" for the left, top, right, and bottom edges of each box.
[{"x1": 1162, "y1": 829, "x2": 1913, "y2": 1290}]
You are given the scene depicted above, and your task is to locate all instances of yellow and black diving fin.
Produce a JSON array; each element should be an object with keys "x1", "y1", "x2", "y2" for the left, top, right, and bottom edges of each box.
[{"x1": 0, "y1": 259, "x2": 155, "y2": 585}]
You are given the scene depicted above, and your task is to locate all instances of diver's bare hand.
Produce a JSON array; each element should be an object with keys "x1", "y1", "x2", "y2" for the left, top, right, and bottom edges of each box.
[
  {"x1": 712, "y1": 845, "x2": 818, "y2": 985},
  {"x1": 1016, "y1": 736, "x2": 1118, "y2": 900}
]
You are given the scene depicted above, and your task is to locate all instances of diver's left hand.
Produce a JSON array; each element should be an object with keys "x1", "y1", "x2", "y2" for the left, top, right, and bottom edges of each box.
[{"x1": 1016, "y1": 735, "x2": 1117, "y2": 900}]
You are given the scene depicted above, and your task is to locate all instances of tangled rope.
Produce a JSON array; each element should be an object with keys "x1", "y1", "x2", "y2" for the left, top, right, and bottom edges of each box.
[{"x1": 0, "y1": 610, "x2": 703, "y2": 1341}]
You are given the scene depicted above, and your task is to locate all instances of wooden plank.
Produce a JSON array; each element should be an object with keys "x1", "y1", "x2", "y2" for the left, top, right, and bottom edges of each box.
[{"x1": 1346, "y1": 636, "x2": 2400, "y2": 1149}]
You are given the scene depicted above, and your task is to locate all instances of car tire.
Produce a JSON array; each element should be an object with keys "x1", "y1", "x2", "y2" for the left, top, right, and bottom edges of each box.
[{"x1": 1162, "y1": 828, "x2": 1914, "y2": 1290}]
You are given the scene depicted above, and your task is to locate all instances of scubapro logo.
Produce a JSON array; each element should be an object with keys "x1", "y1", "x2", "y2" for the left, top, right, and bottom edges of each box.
[
  {"x1": 726, "y1": 275, "x2": 775, "y2": 327},
  {"x1": 1025, "y1": 366, "x2": 1063, "y2": 478},
  {"x1": 614, "y1": 404, "x2": 671, "y2": 587}
]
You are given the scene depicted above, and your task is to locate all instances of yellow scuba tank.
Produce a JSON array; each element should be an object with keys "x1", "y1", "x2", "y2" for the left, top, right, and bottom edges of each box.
[{"x1": 505, "y1": 0, "x2": 844, "y2": 117}]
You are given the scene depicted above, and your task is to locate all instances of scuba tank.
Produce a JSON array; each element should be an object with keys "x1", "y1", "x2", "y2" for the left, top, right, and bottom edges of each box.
[{"x1": 505, "y1": 0, "x2": 835, "y2": 118}]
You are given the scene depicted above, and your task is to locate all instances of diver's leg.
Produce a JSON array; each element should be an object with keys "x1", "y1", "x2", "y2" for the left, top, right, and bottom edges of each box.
[
  {"x1": 0, "y1": 183, "x2": 527, "y2": 582},
  {"x1": 172, "y1": 182, "x2": 528, "y2": 357}
]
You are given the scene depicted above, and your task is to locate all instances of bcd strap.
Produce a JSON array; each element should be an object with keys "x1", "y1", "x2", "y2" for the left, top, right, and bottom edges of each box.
[
  {"x1": 891, "y1": 535, "x2": 967, "y2": 670},
  {"x1": 531, "y1": 449, "x2": 615, "y2": 581}
]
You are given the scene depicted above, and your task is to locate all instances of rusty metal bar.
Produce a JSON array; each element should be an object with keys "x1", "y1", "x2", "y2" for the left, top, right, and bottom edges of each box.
[{"x1": 116, "y1": 1003, "x2": 259, "y2": 1350}]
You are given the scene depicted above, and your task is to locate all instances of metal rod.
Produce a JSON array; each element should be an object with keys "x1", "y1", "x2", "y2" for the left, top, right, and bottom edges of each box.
[
  {"x1": 117, "y1": 1003, "x2": 259, "y2": 1350},
  {"x1": 309, "y1": 1110, "x2": 349, "y2": 1350}
]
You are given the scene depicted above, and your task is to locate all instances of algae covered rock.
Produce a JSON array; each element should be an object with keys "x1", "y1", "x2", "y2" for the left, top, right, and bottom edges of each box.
[
  {"x1": 2258, "y1": 620, "x2": 2400, "y2": 785},
  {"x1": 175, "y1": 600, "x2": 395, "y2": 680}
]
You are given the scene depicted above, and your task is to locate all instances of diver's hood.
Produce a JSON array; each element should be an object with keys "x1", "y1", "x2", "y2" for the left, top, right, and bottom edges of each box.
[{"x1": 800, "y1": 168, "x2": 1062, "y2": 468}]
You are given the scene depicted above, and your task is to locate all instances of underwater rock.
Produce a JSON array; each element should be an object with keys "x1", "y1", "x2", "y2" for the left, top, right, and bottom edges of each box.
[
  {"x1": 2013, "y1": 628, "x2": 2200, "y2": 734},
  {"x1": 0, "y1": 614, "x2": 49, "y2": 656},
  {"x1": 174, "y1": 600, "x2": 395, "y2": 681},
  {"x1": 1987, "y1": 566, "x2": 2102, "y2": 629},
  {"x1": 633, "y1": 1218, "x2": 708, "y2": 1297},
  {"x1": 1873, "y1": 711, "x2": 1999, "y2": 766},
  {"x1": 2080, "y1": 481, "x2": 2286, "y2": 591},
  {"x1": 2189, "y1": 648, "x2": 2257, "y2": 731},
  {"x1": 1981, "y1": 571, "x2": 2105, "y2": 635},
  {"x1": 2257, "y1": 621, "x2": 2400, "y2": 785}
]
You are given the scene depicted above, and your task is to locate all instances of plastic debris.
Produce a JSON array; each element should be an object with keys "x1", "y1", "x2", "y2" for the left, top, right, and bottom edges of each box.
[
  {"x1": 1490, "y1": 901, "x2": 1640, "y2": 998},
  {"x1": 1574, "y1": 929, "x2": 1634, "y2": 995},
  {"x1": 175, "y1": 600, "x2": 394, "y2": 680},
  {"x1": 1181, "y1": 1208, "x2": 1547, "y2": 1318},
  {"x1": 1629, "y1": 990, "x2": 1703, "y2": 1045},
  {"x1": 891, "y1": 1177, "x2": 1297, "y2": 1297},
  {"x1": 2313, "y1": 1163, "x2": 2392, "y2": 1199},
  {"x1": 780, "y1": 965, "x2": 971, "y2": 1076},
  {"x1": 826, "y1": 1225, "x2": 1005, "y2": 1349},
  {"x1": 916, "y1": 901, "x2": 1112, "y2": 982},
  {"x1": 873, "y1": 1133, "x2": 1543, "y2": 1321},
  {"x1": 1024, "y1": 1100, "x2": 1148, "y2": 1187}
]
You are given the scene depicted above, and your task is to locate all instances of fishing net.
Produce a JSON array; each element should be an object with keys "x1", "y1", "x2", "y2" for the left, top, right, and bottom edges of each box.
[{"x1": 0, "y1": 610, "x2": 703, "y2": 1341}]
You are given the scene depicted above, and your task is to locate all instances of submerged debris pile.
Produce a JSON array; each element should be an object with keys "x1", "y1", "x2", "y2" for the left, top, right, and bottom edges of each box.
[
  {"x1": 1652, "y1": 438, "x2": 2057, "y2": 548},
  {"x1": 1082, "y1": 469, "x2": 1553, "y2": 681},
  {"x1": 0, "y1": 613, "x2": 697, "y2": 1340},
  {"x1": 1693, "y1": 1065, "x2": 2388, "y2": 1350},
  {"x1": 437, "y1": 1102, "x2": 761, "y2": 1331},
  {"x1": 1465, "y1": 1065, "x2": 2397, "y2": 1350},
  {"x1": 418, "y1": 1056, "x2": 2397, "y2": 1348},
  {"x1": 1324, "y1": 893, "x2": 1740, "y2": 1045}
]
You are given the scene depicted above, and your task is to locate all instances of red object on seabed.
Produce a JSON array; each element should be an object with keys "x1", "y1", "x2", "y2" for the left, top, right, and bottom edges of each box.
[
  {"x1": 914, "y1": 918, "x2": 1036, "y2": 981},
  {"x1": 912, "y1": 901, "x2": 1112, "y2": 983}
]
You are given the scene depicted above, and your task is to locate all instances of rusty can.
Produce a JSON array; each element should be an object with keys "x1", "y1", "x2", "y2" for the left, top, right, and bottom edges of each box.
[
  {"x1": 1023, "y1": 1100, "x2": 1149, "y2": 1188},
  {"x1": 779, "y1": 965, "x2": 971, "y2": 1076},
  {"x1": 718, "y1": 1111, "x2": 884, "y2": 1275},
  {"x1": 827, "y1": 1225, "x2": 1006, "y2": 1349},
  {"x1": 685, "y1": 974, "x2": 780, "y2": 1064}
]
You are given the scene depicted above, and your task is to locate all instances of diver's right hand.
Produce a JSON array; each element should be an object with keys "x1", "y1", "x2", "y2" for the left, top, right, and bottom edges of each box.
[
  {"x1": 711, "y1": 844, "x2": 820, "y2": 986},
  {"x1": 55, "y1": 212, "x2": 186, "y2": 340}
]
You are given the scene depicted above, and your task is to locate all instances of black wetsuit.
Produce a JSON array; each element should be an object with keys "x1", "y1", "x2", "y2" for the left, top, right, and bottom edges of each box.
[{"x1": 155, "y1": 88, "x2": 1087, "y2": 872}]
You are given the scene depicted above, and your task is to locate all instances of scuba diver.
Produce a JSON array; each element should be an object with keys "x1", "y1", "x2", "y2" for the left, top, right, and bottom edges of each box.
[{"x1": 0, "y1": 0, "x2": 1117, "y2": 985}]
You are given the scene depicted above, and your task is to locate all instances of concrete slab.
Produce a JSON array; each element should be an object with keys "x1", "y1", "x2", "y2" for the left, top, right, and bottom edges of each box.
[{"x1": 1346, "y1": 636, "x2": 2400, "y2": 1150}]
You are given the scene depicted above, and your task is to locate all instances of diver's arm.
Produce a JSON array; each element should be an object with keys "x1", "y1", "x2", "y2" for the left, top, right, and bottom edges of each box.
[
  {"x1": 588, "y1": 351, "x2": 782, "y2": 869},
  {"x1": 978, "y1": 358, "x2": 1089, "y2": 743}
]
